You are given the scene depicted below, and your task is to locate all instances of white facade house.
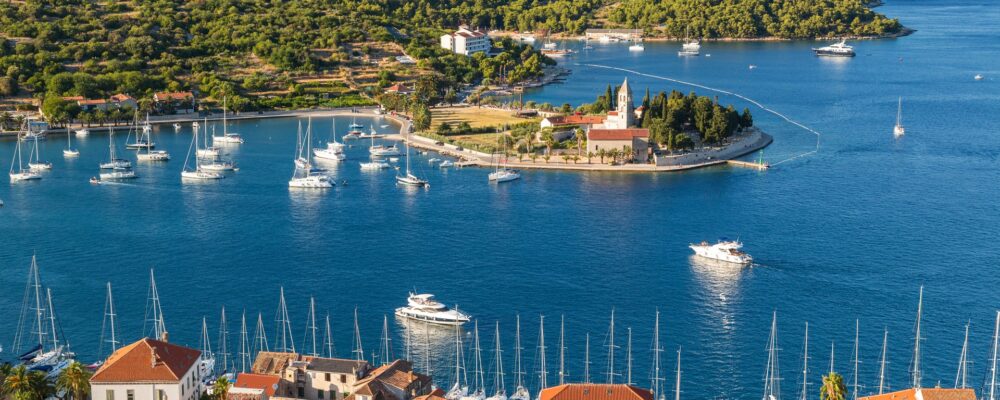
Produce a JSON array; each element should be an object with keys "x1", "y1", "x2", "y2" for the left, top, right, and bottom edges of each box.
[
  {"x1": 90, "y1": 338, "x2": 204, "y2": 400},
  {"x1": 440, "y1": 25, "x2": 490, "y2": 55}
]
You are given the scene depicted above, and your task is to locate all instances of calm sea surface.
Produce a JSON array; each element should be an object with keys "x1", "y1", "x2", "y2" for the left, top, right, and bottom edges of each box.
[{"x1": 2, "y1": 0, "x2": 999, "y2": 398}]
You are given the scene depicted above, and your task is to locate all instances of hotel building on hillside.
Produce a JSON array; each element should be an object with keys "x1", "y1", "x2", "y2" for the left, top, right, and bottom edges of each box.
[{"x1": 440, "y1": 26, "x2": 491, "y2": 56}]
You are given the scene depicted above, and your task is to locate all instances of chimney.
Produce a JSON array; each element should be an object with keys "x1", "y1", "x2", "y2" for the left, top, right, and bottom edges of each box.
[{"x1": 161, "y1": 331, "x2": 169, "y2": 343}]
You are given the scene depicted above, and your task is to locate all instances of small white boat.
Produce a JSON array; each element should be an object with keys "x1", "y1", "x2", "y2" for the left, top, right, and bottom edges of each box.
[
  {"x1": 749, "y1": 64, "x2": 758, "y2": 70},
  {"x1": 360, "y1": 161, "x2": 390, "y2": 170},
  {"x1": 394, "y1": 293, "x2": 470, "y2": 326},
  {"x1": 173, "y1": 123, "x2": 182, "y2": 132},
  {"x1": 181, "y1": 170, "x2": 223, "y2": 180},
  {"x1": 136, "y1": 151, "x2": 170, "y2": 161},
  {"x1": 628, "y1": 41, "x2": 645, "y2": 52},
  {"x1": 9, "y1": 171, "x2": 42, "y2": 182},
  {"x1": 439, "y1": 160, "x2": 454, "y2": 168},
  {"x1": 488, "y1": 169, "x2": 520, "y2": 183},
  {"x1": 975, "y1": 74, "x2": 984, "y2": 81},
  {"x1": 396, "y1": 172, "x2": 429, "y2": 187},
  {"x1": 370, "y1": 144, "x2": 401, "y2": 157},
  {"x1": 200, "y1": 160, "x2": 236, "y2": 171},
  {"x1": 342, "y1": 132, "x2": 362, "y2": 141},
  {"x1": 214, "y1": 97, "x2": 245, "y2": 144},
  {"x1": 100, "y1": 169, "x2": 138, "y2": 180},
  {"x1": 289, "y1": 174, "x2": 333, "y2": 188},
  {"x1": 689, "y1": 239, "x2": 753, "y2": 265},
  {"x1": 314, "y1": 143, "x2": 347, "y2": 161},
  {"x1": 63, "y1": 149, "x2": 79, "y2": 157},
  {"x1": 893, "y1": 97, "x2": 905, "y2": 137},
  {"x1": 196, "y1": 147, "x2": 221, "y2": 158},
  {"x1": 428, "y1": 158, "x2": 442, "y2": 163},
  {"x1": 63, "y1": 128, "x2": 80, "y2": 157},
  {"x1": 543, "y1": 41, "x2": 557, "y2": 50},
  {"x1": 75, "y1": 129, "x2": 90, "y2": 136}
]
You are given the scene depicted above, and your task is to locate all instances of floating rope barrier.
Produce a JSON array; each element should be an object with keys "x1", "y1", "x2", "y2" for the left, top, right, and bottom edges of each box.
[{"x1": 578, "y1": 63, "x2": 822, "y2": 166}]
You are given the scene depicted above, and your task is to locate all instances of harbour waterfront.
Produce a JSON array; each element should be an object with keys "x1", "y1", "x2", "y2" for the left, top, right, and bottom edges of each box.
[{"x1": 2, "y1": 1, "x2": 1000, "y2": 399}]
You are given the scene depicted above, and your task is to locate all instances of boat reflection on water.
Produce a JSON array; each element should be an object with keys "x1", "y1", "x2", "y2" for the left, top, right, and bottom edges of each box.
[
  {"x1": 689, "y1": 255, "x2": 747, "y2": 323},
  {"x1": 394, "y1": 314, "x2": 461, "y2": 380}
]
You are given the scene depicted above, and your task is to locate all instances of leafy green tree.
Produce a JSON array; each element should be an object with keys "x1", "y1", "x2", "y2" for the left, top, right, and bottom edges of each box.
[
  {"x1": 820, "y1": 372, "x2": 846, "y2": 400},
  {"x1": 212, "y1": 376, "x2": 230, "y2": 400},
  {"x1": 3, "y1": 365, "x2": 52, "y2": 400},
  {"x1": 56, "y1": 362, "x2": 92, "y2": 400},
  {"x1": 411, "y1": 102, "x2": 432, "y2": 131},
  {"x1": 741, "y1": 108, "x2": 754, "y2": 129}
]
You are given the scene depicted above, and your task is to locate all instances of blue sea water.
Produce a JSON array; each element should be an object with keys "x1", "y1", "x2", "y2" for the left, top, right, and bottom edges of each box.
[{"x1": 2, "y1": 0, "x2": 1000, "y2": 398}]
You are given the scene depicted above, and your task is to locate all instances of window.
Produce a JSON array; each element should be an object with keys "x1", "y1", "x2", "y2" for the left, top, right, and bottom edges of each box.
[
  {"x1": 318, "y1": 390, "x2": 324, "y2": 399},
  {"x1": 325, "y1": 373, "x2": 331, "y2": 382},
  {"x1": 340, "y1": 375, "x2": 347, "y2": 383},
  {"x1": 107, "y1": 390, "x2": 115, "y2": 400},
  {"x1": 298, "y1": 387, "x2": 305, "y2": 398},
  {"x1": 127, "y1": 390, "x2": 135, "y2": 400},
  {"x1": 158, "y1": 389, "x2": 166, "y2": 400}
]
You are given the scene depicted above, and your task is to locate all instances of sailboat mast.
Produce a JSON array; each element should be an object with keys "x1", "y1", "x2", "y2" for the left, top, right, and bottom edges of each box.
[
  {"x1": 539, "y1": 315, "x2": 547, "y2": 390},
  {"x1": 276, "y1": 287, "x2": 295, "y2": 353},
  {"x1": 763, "y1": 312, "x2": 780, "y2": 400},
  {"x1": 912, "y1": 286, "x2": 923, "y2": 389},
  {"x1": 308, "y1": 297, "x2": 318, "y2": 357},
  {"x1": 494, "y1": 322, "x2": 505, "y2": 396},
  {"x1": 353, "y1": 308, "x2": 364, "y2": 362},
  {"x1": 989, "y1": 311, "x2": 999, "y2": 400},
  {"x1": 830, "y1": 342, "x2": 835, "y2": 374},
  {"x1": 584, "y1": 333, "x2": 591, "y2": 384},
  {"x1": 514, "y1": 315, "x2": 523, "y2": 389},
  {"x1": 607, "y1": 309, "x2": 616, "y2": 384},
  {"x1": 239, "y1": 310, "x2": 250, "y2": 372},
  {"x1": 475, "y1": 321, "x2": 485, "y2": 392},
  {"x1": 800, "y1": 322, "x2": 809, "y2": 400},
  {"x1": 201, "y1": 316, "x2": 213, "y2": 360},
  {"x1": 652, "y1": 310, "x2": 663, "y2": 399},
  {"x1": 852, "y1": 320, "x2": 860, "y2": 400},
  {"x1": 254, "y1": 312, "x2": 269, "y2": 354},
  {"x1": 878, "y1": 329, "x2": 888, "y2": 394},
  {"x1": 956, "y1": 322, "x2": 969, "y2": 389},
  {"x1": 106, "y1": 282, "x2": 119, "y2": 353},
  {"x1": 559, "y1": 315, "x2": 566, "y2": 385},
  {"x1": 32, "y1": 256, "x2": 45, "y2": 349},
  {"x1": 219, "y1": 306, "x2": 230, "y2": 373},
  {"x1": 626, "y1": 327, "x2": 633, "y2": 385},
  {"x1": 379, "y1": 315, "x2": 392, "y2": 365},
  {"x1": 324, "y1": 313, "x2": 335, "y2": 358},
  {"x1": 46, "y1": 288, "x2": 59, "y2": 350},
  {"x1": 674, "y1": 347, "x2": 682, "y2": 400}
]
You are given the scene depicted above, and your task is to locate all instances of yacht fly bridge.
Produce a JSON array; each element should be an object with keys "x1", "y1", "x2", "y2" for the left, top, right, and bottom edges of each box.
[{"x1": 395, "y1": 293, "x2": 471, "y2": 326}]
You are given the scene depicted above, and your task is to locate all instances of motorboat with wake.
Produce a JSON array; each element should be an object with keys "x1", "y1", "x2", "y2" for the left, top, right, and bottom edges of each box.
[
  {"x1": 394, "y1": 293, "x2": 470, "y2": 325},
  {"x1": 812, "y1": 40, "x2": 855, "y2": 57},
  {"x1": 689, "y1": 239, "x2": 753, "y2": 264}
]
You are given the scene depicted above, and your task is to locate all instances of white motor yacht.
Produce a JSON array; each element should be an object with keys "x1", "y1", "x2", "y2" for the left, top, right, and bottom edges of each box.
[
  {"x1": 394, "y1": 293, "x2": 471, "y2": 326},
  {"x1": 314, "y1": 142, "x2": 346, "y2": 161},
  {"x1": 289, "y1": 174, "x2": 333, "y2": 188},
  {"x1": 370, "y1": 144, "x2": 401, "y2": 157},
  {"x1": 137, "y1": 150, "x2": 171, "y2": 161},
  {"x1": 100, "y1": 168, "x2": 138, "y2": 180},
  {"x1": 75, "y1": 129, "x2": 90, "y2": 136},
  {"x1": 689, "y1": 239, "x2": 753, "y2": 265},
  {"x1": 360, "y1": 161, "x2": 390, "y2": 170},
  {"x1": 812, "y1": 40, "x2": 855, "y2": 57}
]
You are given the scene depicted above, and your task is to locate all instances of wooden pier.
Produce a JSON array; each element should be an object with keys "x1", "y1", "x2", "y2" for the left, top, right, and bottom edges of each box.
[{"x1": 726, "y1": 160, "x2": 770, "y2": 170}]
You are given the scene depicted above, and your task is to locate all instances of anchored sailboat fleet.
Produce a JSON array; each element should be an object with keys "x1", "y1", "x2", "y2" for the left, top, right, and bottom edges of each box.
[
  {"x1": 10, "y1": 136, "x2": 42, "y2": 181},
  {"x1": 11, "y1": 255, "x2": 75, "y2": 377},
  {"x1": 182, "y1": 122, "x2": 224, "y2": 180}
]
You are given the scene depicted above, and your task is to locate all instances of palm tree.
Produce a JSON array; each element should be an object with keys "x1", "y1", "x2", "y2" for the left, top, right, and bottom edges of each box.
[
  {"x1": 597, "y1": 148, "x2": 606, "y2": 164},
  {"x1": 57, "y1": 361, "x2": 92, "y2": 400},
  {"x1": 574, "y1": 128, "x2": 585, "y2": 155},
  {"x1": 212, "y1": 376, "x2": 231, "y2": 400},
  {"x1": 587, "y1": 151, "x2": 594, "y2": 164},
  {"x1": 820, "y1": 372, "x2": 846, "y2": 400},
  {"x1": 540, "y1": 130, "x2": 555, "y2": 155},
  {"x1": 622, "y1": 145, "x2": 633, "y2": 163},
  {"x1": 3, "y1": 365, "x2": 51, "y2": 400}
]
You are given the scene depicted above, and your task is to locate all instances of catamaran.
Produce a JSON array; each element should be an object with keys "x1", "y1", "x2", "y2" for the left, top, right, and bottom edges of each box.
[
  {"x1": 181, "y1": 123, "x2": 224, "y2": 180},
  {"x1": 893, "y1": 97, "x2": 905, "y2": 137},
  {"x1": 63, "y1": 127, "x2": 79, "y2": 157},
  {"x1": 27, "y1": 135, "x2": 53, "y2": 170},
  {"x1": 213, "y1": 97, "x2": 245, "y2": 144},
  {"x1": 396, "y1": 134, "x2": 428, "y2": 187},
  {"x1": 9, "y1": 136, "x2": 42, "y2": 181},
  {"x1": 314, "y1": 118, "x2": 347, "y2": 161},
  {"x1": 289, "y1": 118, "x2": 333, "y2": 188}
]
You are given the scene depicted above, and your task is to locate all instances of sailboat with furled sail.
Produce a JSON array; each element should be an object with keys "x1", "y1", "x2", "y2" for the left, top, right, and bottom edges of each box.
[
  {"x1": 63, "y1": 127, "x2": 79, "y2": 157},
  {"x1": 289, "y1": 118, "x2": 333, "y2": 188},
  {"x1": 182, "y1": 122, "x2": 224, "y2": 180},
  {"x1": 461, "y1": 321, "x2": 486, "y2": 400},
  {"x1": 213, "y1": 96, "x2": 245, "y2": 144},
  {"x1": 446, "y1": 318, "x2": 470, "y2": 400},
  {"x1": 486, "y1": 322, "x2": 507, "y2": 400},
  {"x1": 893, "y1": 97, "x2": 905, "y2": 137},
  {"x1": 89, "y1": 282, "x2": 120, "y2": 370},
  {"x1": 9, "y1": 136, "x2": 42, "y2": 181},
  {"x1": 396, "y1": 133, "x2": 428, "y2": 187},
  {"x1": 12, "y1": 255, "x2": 74, "y2": 374},
  {"x1": 762, "y1": 312, "x2": 780, "y2": 400},
  {"x1": 509, "y1": 316, "x2": 529, "y2": 400}
]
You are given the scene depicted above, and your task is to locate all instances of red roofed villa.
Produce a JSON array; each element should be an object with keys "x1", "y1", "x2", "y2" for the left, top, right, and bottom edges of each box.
[
  {"x1": 538, "y1": 384, "x2": 654, "y2": 400},
  {"x1": 90, "y1": 337, "x2": 205, "y2": 400},
  {"x1": 858, "y1": 388, "x2": 976, "y2": 400}
]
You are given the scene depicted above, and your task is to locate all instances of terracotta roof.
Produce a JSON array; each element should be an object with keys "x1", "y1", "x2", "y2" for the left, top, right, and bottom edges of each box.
[
  {"x1": 607, "y1": 111, "x2": 619, "y2": 116},
  {"x1": 544, "y1": 115, "x2": 605, "y2": 126},
  {"x1": 252, "y1": 351, "x2": 300, "y2": 375},
  {"x1": 539, "y1": 384, "x2": 654, "y2": 400},
  {"x1": 413, "y1": 388, "x2": 448, "y2": 400},
  {"x1": 385, "y1": 84, "x2": 411, "y2": 93},
  {"x1": 349, "y1": 360, "x2": 430, "y2": 400},
  {"x1": 234, "y1": 373, "x2": 281, "y2": 396},
  {"x1": 90, "y1": 338, "x2": 201, "y2": 383},
  {"x1": 859, "y1": 388, "x2": 976, "y2": 400},
  {"x1": 62, "y1": 96, "x2": 85, "y2": 101},
  {"x1": 110, "y1": 94, "x2": 135, "y2": 102},
  {"x1": 78, "y1": 99, "x2": 108, "y2": 105},
  {"x1": 304, "y1": 357, "x2": 368, "y2": 374},
  {"x1": 154, "y1": 91, "x2": 193, "y2": 101},
  {"x1": 588, "y1": 129, "x2": 649, "y2": 140}
]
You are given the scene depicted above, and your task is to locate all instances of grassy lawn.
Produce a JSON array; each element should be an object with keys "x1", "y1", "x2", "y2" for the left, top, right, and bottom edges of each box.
[{"x1": 431, "y1": 106, "x2": 534, "y2": 129}]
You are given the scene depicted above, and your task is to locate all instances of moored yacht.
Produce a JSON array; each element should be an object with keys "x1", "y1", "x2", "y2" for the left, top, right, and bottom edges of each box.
[
  {"x1": 100, "y1": 127, "x2": 131, "y2": 169},
  {"x1": 75, "y1": 128, "x2": 90, "y2": 136},
  {"x1": 9, "y1": 137, "x2": 42, "y2": 182},
  {"x1": 812, "y1": 40, "x2": 855, "y2": 57},
  {"x1": 394, "y1": 293, "x2": 471, "y2": 326},
  {"x1": 100, "y1": 168, "x2": 137, "y2": 180},
  {"x1": 893, "y1": 97, "x2": 905, "y2": 137},
  {"x1": 314, "y1": 118, "x2": 347, "y2": 161},
  {"x1": 628, "y1": 40, "x2": 645, "y2": 52},
  {"x1": 213, "y1": 97, "x2": 245, "y2": 144},
  {"x1": 689, "y1": 239, "x2": 753, "y2": 264},
  {"x1": 289, "y1": 118, "x2": 333, "y2": 188}
]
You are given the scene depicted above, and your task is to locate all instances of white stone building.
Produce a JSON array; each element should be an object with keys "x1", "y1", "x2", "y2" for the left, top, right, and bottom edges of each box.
[
  {"x1": 90, "y1": 338, "x2": 204, "y2": 400},
  {"x1": 440, "y1": 26, "x2": 490, "y2": 56}
]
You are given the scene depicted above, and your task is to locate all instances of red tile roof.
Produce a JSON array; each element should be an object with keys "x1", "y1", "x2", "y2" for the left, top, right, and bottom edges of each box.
[
  {"x1": 545, "y1": 115, "x2": 605, "y2": 126},
  {"x1": 78, "y1": 99, "x2": 107, "y2": 105},
  {"x1": 155, "y1": 92, "x2": 194, "y2": 101},
  {"x1": 607, "y1": 111, "x2": 619, "y2": 116},
  {"x1": 62, "y1": 96, "x2": 85, "y2": 101},
  {"x1": 90, "y1": 338, "x2": 201, "y2": 383},
  {"x1": 110, "y1": 94, "x2": 135, "y2": 102},
  {"x1": 859, "y1": 388, "x2": 976, "y2": 400},
  {"x1": 588, "y1": 128, "x2": 649, "y2": 140},
  {"x1": 234, "y1": 373, "x2": 281, "y2": 396},
  {"x1": 539, "y1": 384, "x2": 654, "y2": 400}
]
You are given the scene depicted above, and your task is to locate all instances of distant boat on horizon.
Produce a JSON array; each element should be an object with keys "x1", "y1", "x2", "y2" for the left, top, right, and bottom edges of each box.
[{"x1": 894, "y1": 97, "x2": 905, "y2": 137}]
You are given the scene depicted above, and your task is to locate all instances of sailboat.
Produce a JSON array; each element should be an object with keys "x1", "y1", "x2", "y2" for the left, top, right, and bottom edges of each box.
[
  {"x1": 125, "y1": 115, "x2": 155, "y2": 149},
  {"x1": 99, "y1": 127, "x2": 132, "y2": 170},
  {"x1": 893, "y1": 97, "x2": 905, "y2": 137},
  {"x1": 136, "y1": 123, "x2": 170, "y2": 161},
  {"x1": 762, "y1": 312, "x2": 781, "y2": 400},
  {"x1": 89, "y1": 282, "x2": 119, "y2": 370},
  {"x1": 200, "y1": 126, "x2": 238, "y2": 172},
  {"x1": 181, "y1": 122, "x2": 224, "y2": 180},
  {"x1": 798, "y1": 323, "x2": 809, "y2": 400},
  {"x1": 199, "y1": 317, "x2": 217, "y2": 382},
  {"x1": 396, "y1": 134, "x2": 428, "y2": 187},
  {"x1": 510, "y1": 316, "x2": 530, "y2": 400},
  {"x1": 344, "y1": 117, "x2": 363, "y2": 141},
  {"x1": 446, "y1": 320, "x2": 469, "y2": 400},
  {"x1": 679, "y1": 27, "x2": 700, "y2": 56},
  {"x1": 537, "y1": 316, "x2": 548, "y2": 399},
  {"x1": 369, "y1": 127, "x2": 401, "y2": 157},
  {"x1": 197, "y1": 122, "x2": 222, "y2": 158},
  {"x1": 213, "y1": 97, "x2": 245, "y2": 144},
  {"x1": 12, "y1": 256, "x2": 73, "y2": 372},
  {"x1": 461, "y1": 321, "x2": 487, "y2": 400},
  {"x1": 486, "y1": 322, "x2": 507, "y2": 400},
  {"x1": 628, "y1": 39, "x2": 645, "y2": 52},
  {"x1": 674, "y1": 348, "x2": 682, "y2": 400},
  {"x1": 75, "y1": 128, "x2": 90, "y2": 136},
  {"x1": 63, "y1": 127, "x2": 79, "y2": 157},
  {"x1": 314, "y1": 118, "x2": 346, "y2": 161},
  {"x1": 488, "y1": 128, "x2": 520, "y2": 183},
  {"x1": 652, "y1": 311, "x2": 664, "y2": 400},
  {"x1": 27, "y1": 135, "x2": 53, "y2": 170},
  {"x1": 9, "y1": 136, "x2": 42, "y2": 181},
  {"x1": 986, "y1": 311, "x2": 999, "y2": 400},
  {"x1": 289, "y1": 118, "x2": 333, "y2": 188}
]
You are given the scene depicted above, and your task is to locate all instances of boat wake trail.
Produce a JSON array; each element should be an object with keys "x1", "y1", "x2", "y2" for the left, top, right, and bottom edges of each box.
[{"x1": 578, "y1": 63, "x2": 822, "y2": 166}]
